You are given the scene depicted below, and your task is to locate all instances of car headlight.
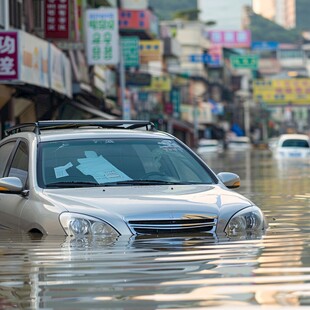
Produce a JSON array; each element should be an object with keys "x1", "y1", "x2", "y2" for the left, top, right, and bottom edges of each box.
[
  {"x1": 225, "y1": 206, "x2": 266, "y2": 236},
  {"x1": 59, "y1": 213, "x2": 120, "y2": 237}
]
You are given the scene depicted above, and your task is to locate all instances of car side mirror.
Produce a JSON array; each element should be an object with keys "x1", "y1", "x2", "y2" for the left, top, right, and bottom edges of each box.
[
  {"x1": 217, "y1": 172, "x2": 240, "y2": 188},
  {"x1": 0, "y1": 177, "x2": 23, "y2": 194}
]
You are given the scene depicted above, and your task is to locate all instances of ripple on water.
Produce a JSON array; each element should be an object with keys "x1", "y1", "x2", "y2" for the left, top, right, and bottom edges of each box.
[{"x1": 0, "y1": 152, "x2": 309, "y2": 308}]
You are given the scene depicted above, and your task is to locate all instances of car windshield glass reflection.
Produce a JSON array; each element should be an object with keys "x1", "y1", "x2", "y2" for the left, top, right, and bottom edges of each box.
[
  {"x1": 282, "y1": 139, "x2": 310, "y2": 148},
  {"x1": 38, "y1": 138, "x2": 216, "y2": 188}
]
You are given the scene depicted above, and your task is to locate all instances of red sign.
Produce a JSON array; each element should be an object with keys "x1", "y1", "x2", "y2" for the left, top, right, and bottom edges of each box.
[
  {"x1": 119, "y1": 9, "x2": 151, "y2": 30},
  {"x1": 0, "y1": 32, "x2": 18, "y2": 80},
  {"x1": 45, "y1": 0, "x2": 69, "y2": 39}
]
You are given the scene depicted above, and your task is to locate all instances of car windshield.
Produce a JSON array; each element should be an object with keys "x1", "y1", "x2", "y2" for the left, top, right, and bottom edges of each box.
[
  {"x1": 37, "y1": 138, "x2": 217, "y2": 188},
  {"x1": 281, "y1": 139, "x2": 310, "y2": 148}
]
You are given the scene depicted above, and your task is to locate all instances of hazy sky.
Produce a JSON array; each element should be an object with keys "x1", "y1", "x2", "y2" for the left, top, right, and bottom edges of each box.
[{"x1": 198, "y1": 0, "x2": 252, "y2": 30}]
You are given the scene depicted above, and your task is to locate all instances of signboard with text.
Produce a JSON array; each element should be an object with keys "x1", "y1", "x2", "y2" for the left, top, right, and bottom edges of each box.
[
  {"x1": 253, "y1": 79, "x2": 310, "y2": 105},
  {"x1": 45, "y1": 0, "x2": 70, "y2": 39},
  {"x1": 142, "y1": 76, "x2": 171, "y2": 92},
  {"x1": 121, "y1": 36, "x2": 139, "y2": 67},
  {"x1": 0, "y1": 32, "x2": 18, "y2": 80},
  {"x1": 230, "y1": 55, "x2": 259, "y2": 69},
  {"x1": 207, "y1": 30, "x2": 251, "y2": 48},
  {"x1": 86, "y1": 8, "x2": 119, "y2": 65},
  {"x1": 251, "y1": 41, "x2": 279, "y2": 51},
  {"x1": 139, "y1": 40, "x2": 162, "y2": 63},
  {"x1": 0, "y1": 30, "x2": 72, "y2": 97}
]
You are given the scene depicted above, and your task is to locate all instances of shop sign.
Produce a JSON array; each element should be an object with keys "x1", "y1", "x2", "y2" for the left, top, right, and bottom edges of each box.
[
  {"x1": 50, "y1": 44, "x2": 72, "y2": 97},
  {"x1": 121, "y1": 36, "x2": 140, "y2": 67},
  {"x1": 188, "y1": 54, "x2": 212, "y2": 63},
  {"x1": 139, "y1": 40, "x2": 162, "y2": 64},
  {"x1": 126, "y1": 72, "x2": 151, "y2": 87},
  {"x1": 86, "y1": 8, "x2": 119, "y2": 65},
  {"x1": 143, "y1": 76, "x2": 171, "y2": 92},
  {"x1": 0, "y1": 31, "x2": 18, "y2": 80},
  {"x1": 20, "y1": 31, "x2": 49, "y2": 88},
  {"x1": 207, "y1": 30, "x2": 251, "y2": 48},
  {"x1": 251, "y1": 41, "x2": 279, "y2": 51},
  {"x1": 45, "y1": 0, "x2": 69, "y2": 39},
  {"x1": 253, "y1": 78, "x2": 310, "y2": 104},
  {"x1": 138, "y1": 92, "x2": 148, "y2": 101},
  {"x1": 208, "y1": 45, "x2": 223, "y2": 67},
  {"x1": 230, "y1": 55, "x2": 259, "y2": 69},
  {"x1": 170, "y1": 87, "x2": 181, "y2": 116}
]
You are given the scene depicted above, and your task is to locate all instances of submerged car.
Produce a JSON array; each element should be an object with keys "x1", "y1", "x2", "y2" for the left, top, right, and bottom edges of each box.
[
  {"x1": 227, "y1": 136, "x2": 252, "y2": 151},
  {"x1": 0, "y1": 120, "x2": 267, "y2": 238},
  {"x1": 273, "y1": 133, "x2": 310, "y2": 159},
  {"x1": 196, "y1": 139, "x2": 223, "y2": 156}
]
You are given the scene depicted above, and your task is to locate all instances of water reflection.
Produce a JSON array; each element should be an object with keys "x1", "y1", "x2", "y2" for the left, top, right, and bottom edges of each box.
[{"x1": 0, "y1": 150, "x2": 309, "y2": 308}]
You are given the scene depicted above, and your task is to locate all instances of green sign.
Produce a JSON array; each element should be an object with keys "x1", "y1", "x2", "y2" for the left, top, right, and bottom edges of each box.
[
  {"x1": 230, "y1": 55, "x2": 259, "y2": 69},
  {"x1": 121, "y1": 36, "x2": 140, "y2": 67}
]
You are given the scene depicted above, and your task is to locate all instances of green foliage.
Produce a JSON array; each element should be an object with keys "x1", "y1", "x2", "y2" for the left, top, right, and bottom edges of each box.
[
  {"x1": 172, "y1": 9, "x2": 200, "y2": 21},
  {"x1": 149, "y1": 0, "x2": 198, "y2": 20},
  {"x1": 250, "y1": 13, "x2": 302, "y2": 44}
]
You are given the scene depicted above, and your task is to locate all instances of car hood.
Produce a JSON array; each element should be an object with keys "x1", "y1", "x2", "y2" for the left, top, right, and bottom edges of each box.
[{"x1": 43, "y1": 184, "x2": 253, "y2": 221}]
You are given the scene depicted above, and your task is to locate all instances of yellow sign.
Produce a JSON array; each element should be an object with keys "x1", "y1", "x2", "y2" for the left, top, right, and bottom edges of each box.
[
  {"x1": 139, "y1": 40, "x2": 163, "y2": 63},
  {"x1": 142, "y1": 76, "x2": 171, "y2": 92},
  {"x1": 253, "y1": 79, "x2": 310, "y2": 104}
]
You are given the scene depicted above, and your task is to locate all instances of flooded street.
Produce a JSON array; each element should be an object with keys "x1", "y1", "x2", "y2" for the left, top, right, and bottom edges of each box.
[{"x1": 0, "y1": 150, "x2": 310, "y2": 309}]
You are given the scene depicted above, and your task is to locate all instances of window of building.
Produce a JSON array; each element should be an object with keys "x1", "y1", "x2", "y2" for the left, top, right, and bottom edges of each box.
[
  {"x1": 9, "y1": 0, "x2": 22, "y2": 29},
  {"x1": 33, "y1": 0, "x2": 44, "y2": 30}
]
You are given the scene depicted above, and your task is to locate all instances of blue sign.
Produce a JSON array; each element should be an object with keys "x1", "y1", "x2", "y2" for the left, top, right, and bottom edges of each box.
[
  {"x1": 251, "y1": 41, "x2": 279, "y2": 51},
  {"x1": 188, "y1": 54, "x2": 212, "y2": 64}
]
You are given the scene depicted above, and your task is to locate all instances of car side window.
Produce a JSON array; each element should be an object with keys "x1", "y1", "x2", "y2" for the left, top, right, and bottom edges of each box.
[
  {"x1": 8, "y1": 141, "x2": 29, "y2": 187},
  {"x1": 0, "y1": 141, "x2": 16, "y2": 177}
]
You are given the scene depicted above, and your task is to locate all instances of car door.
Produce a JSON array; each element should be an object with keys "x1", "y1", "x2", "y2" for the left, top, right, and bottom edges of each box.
[{"x1": 0, "y1": 139, "x2": 29, "y2": 231}]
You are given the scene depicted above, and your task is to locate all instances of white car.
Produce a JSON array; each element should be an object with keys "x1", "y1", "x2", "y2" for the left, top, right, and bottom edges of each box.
[
  {"x1": 196, "y1": 139, "x2": 223, "y2": 155},
  {"x1": 273, "y1": 133, "x2": 310, "y2": 159},
  {"x1": 227, "y1": 136, "x2": 252, "y2": 151},
  {"x1": 0, "y1": 120, "x2": 267, "y2": 238}
]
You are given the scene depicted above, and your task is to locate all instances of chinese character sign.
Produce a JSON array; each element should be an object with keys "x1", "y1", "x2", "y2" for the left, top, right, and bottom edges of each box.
[
  {"x1": 207, "y1": 30, "x2": 251, "y2": 48},
  {"x1": 45, "y1": 0, "x2": 69, "y2": 39},
  {"x1": 253, "y1": 78, "x2": 310, "y2": 104},
  {"x1": 86, "y1": 8, "x2": 119, "y2": 65},
  {"x1": 0, "y1": 32, "x2": 18, "y2": 80}
]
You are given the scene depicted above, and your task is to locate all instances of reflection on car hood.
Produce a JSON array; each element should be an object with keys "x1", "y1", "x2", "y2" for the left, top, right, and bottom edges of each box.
[{"x1": 43, "y1": 184, "x2": 253, "y2": 218}]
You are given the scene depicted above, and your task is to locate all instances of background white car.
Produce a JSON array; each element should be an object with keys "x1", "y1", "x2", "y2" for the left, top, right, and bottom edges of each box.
[
  {"x1": 273, "y1": 133, "x2": 310, "y2": 159},
  {"x1": 227, "y1": 136, "x2": 252, "y2": 151},
  {"x1": 0, "y1": 120, "x2": 267, "y2": 238}
]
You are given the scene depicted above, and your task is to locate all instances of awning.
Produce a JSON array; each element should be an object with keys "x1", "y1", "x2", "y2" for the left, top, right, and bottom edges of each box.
[{"x1": 71, "y1": 101, "x2": 117, "y2": 120}]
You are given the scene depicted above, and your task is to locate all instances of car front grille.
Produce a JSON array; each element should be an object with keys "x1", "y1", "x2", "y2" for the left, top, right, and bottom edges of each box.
[{"x1": 127, "y1": 217, "x2": 217, "y2": 235}]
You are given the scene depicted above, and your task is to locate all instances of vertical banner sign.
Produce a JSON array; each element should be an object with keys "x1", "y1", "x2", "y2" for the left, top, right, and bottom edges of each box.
[
  {"x1": 0, "y1": 32, "x2": 19, "y2": 80},
  {"x1": 45, "y1": 0, "x2": 70, "y2": 39},
  {"x1": 121, "y1": 36, "x2": 139, "y2": 67},
  {"x1": 86, "y1": 8, "x2": 119, "y2": 65},
  {"x1": 170, "y1": 87, "x2": 181, "y2": 116}
]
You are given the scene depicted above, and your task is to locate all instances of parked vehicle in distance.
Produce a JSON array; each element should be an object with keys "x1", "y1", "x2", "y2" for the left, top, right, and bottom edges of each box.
[
  {"x1": 273, "y1": 133, "x2": 310, "y2": 159},
  {"x1": 196, "y1": 139, "x2": 223, "y2": 156},
  {"x1": 227, "y1": 136, "x2": 252, "y2": 151},
  {"x1": 0, "y1": 120, "x2": 267, "y2": 238}
]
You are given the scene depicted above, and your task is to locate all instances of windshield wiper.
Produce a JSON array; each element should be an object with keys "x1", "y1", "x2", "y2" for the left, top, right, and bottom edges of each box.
[
  {"x1": 102, "y1": 180, "x2": 182, "y2": 186},
  {"x1": 46, "y1": 181, "x2": 101, "y2": 188}
]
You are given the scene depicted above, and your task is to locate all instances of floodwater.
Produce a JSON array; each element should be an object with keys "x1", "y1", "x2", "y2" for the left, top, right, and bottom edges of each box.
[{"x1": 0, "y1": 150, "x2": 310, "y2": 309}]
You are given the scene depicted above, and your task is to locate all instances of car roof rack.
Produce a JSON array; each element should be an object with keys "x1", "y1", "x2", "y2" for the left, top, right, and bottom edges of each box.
[{"x1": 5, "y1": 120, "x2": 156, "y2": 136}]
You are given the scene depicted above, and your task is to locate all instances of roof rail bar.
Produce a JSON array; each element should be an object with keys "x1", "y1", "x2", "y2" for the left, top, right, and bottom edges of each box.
[
  {"x1": 5, "y1": 120, "x2": 156, "y2": 136},
  {"x1": 5, "y1": 123, "x2": 38, "y2": 136}
]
